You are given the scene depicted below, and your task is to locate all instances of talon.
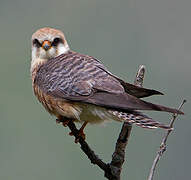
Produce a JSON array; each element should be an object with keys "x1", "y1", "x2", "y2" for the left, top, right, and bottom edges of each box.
[
  {"x1": 69, "y1": 130, "x2": 86, "y2": 143},
  {"x1": 76, "y1": 129, "x2": 86, "y2": 143},
  {"x1": 79, "y1": 131, "x2": 86, "y2": 140},
  {"x1": 74, "y1": 131, "x2": 86, "y2": 143},
  {"x1": 69, "y1": 131, "x2": 74, "y2": 136},
  {"x1": 75, "y1": 138, "x2": 80, "y2": 143},
  {"x1": 74, "y1": 122, "x2": 87, "y2": 143},
  {"x1": 56, "y1": 116, "x2": 71, "y2": 126},
  {"x1": 62, "y1": 120, "x2": 70, "y2": 127},
  {"x1": 56, "y1": 119, "x2": 61, "y2": 124},
  {"x1": 56, "y1": 115, "x2": 64, "y2": 124}
]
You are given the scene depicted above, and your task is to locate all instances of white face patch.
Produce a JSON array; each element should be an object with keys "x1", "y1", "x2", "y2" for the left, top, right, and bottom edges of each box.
[
  {"x1": 39, "y1": 47, "x2": 56, "y2": 59},
  {"x1": 34, "y1": 43, "x2": 69, "y2": 60},
  {"x1": 31, "y1": 36, "x2": 70, "y2": 73},
  {"x1": 57, "y1": 43, "x2": 70, "y2": 56}
]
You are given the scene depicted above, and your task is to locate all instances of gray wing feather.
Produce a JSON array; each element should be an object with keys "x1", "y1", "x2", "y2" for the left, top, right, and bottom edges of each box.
[
  {"x1": 35, "y1": 51, "x2": 124, "y2": 98},
  {"x1": 34, "y1": 51, "x2": 183, "y2": 115}
]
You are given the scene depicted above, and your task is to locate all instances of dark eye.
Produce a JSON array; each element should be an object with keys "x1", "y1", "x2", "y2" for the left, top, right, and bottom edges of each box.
[
  {"x1": 52, "y1": 38, "x2": 62, "y2": 46},
  {"x1": 32, "y1": 39, "x2": 41, "y2": 48}
]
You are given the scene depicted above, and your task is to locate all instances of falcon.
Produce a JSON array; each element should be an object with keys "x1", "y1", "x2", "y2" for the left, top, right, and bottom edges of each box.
[{"x1": 30, "y1": 27, "x2": 183, "y2": 141}]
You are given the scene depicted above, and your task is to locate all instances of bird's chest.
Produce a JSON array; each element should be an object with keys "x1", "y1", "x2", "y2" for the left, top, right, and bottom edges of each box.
[
  {"x1": 32, "y1": 83, "x2": 114, "y2": 123},
  {"x1": 33, "y1": 83, "x2": 56, "y2": 114},
  {"x1": 31, "y1": 66, "x2": 81, "y2": 119},
  {"x1": 32, "y1": 83, "x2": 79, "y2": 118}
]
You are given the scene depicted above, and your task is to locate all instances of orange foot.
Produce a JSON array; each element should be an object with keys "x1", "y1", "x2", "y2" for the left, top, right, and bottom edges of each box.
[
  {"x1": 56, "y1": 119, "x2": 61, "y2": 124},
  {"x1": 69, "y1": 130, "x2": 86, "y2": 143},
  {"x1": 56, "y1": 116, "x2": 70, "y2": 127},
  {"x1": 69, "y1": 121, "x2": 88, "y2": 143},
  {"x1": 62, "y1": 119, "x2": 70, "y2": 127}
]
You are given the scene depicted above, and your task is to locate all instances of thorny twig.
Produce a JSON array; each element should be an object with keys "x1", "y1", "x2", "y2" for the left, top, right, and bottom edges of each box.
[{"x1": 148, "y1": 99, "x2": 186, "y2": 180}]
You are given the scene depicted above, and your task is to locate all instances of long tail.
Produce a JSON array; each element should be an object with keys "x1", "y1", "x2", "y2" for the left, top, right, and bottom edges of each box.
[{"x1": 109, "y1": 110, "x2": 171, "y2": 129}]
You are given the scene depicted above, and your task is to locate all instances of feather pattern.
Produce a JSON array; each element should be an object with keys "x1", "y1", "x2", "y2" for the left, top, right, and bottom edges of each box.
[
  {"x1": 109, "y1": 110, "x2": 171, "y2": 129},
  {"x1": 34, "y1": 51, "x2": 183, "y2": 115},
  {"x1": 32, "y1": 50, "x2": 183, "y2": 130},
  {"x1": 31, "y1": 28, "x2": 184, "y2": 132},
  {"x1": 35, "y1": 51, "x2": 124, "y2": 98}
]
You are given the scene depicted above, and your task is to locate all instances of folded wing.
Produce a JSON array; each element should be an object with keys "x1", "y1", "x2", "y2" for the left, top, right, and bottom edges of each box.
[{"x1": 34, "y1": 51, "x2": 183, "y2": 115}]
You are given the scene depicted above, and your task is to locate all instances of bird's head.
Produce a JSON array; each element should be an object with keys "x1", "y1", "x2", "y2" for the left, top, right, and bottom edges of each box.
[{"x1": 31, "y1": 27, "x2": 70, "y2": 64}]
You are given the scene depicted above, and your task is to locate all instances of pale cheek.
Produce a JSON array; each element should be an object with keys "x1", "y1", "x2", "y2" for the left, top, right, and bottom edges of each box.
[
  {"x1": 39, "y1": 48, "x2": 47, "y2": 59},
  {"x1": 47, "y1": 48, "x2": 56, "y2": 58},
  {"x1": 32, "y1": 46, "x2": 64, "y2": 60},
  {"x1": 57, "y1": 44, "x2": 69, "y2": 55},
  {"x1": 38, "y1": 48, "x2": 56, "y2": 59}
]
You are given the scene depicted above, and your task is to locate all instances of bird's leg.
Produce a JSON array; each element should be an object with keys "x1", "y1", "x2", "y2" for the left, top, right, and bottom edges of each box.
[
  {"x1": 56, "y1": 116, "x2": 88, "y2": 143},
  {"x1": 78, "y1": 121, "x2": 88, "y2": 139},
  {"x1": 69, "y1": 121, "x2": 88, "y2": 143},
  {"x1": 56, "y1": 115, "x2": 70, "y2": 127},
  {"x1": 62, "y1": 119, "x2": 70, "y2": 127}
]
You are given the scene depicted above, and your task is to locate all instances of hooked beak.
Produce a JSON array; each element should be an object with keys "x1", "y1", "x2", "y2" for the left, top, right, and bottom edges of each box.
[{"x1": 42, "y1": 40, "x2": 51, "y2": 51}]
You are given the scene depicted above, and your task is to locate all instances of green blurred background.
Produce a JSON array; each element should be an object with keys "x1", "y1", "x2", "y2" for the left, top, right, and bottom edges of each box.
[{"x1": 0, "y1": 0, "x2": 190, "y2": 179}]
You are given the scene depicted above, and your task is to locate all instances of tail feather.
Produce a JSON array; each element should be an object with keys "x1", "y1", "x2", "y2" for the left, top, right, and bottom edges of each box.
[
  {"x1": 109, "y1": 110, "x2": 171, "y2": 130},
  {"x1": 142, "y1": 100, "x2": 184, "y2": 115}
]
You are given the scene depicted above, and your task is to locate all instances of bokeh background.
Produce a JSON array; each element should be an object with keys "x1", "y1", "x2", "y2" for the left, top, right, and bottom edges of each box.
[{"x1": 0, "y1": 0, "x2": 190, "y2": 179}]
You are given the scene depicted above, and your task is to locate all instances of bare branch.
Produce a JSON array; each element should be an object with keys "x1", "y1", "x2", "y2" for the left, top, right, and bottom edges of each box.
[
  {"x1": 109, "y1": 123, "x2": 132, "y2": 179},
  {"x1": 134, "y1": 65, "x2": 146, "y2": 87},
  {"x1": 60, "y1": 64, "x2": 185, "y2": 180},
  {"x1": 108, "y1": 65, "x2": 146, "y2": 180},
  {"x1": 148, "y1": 99, "x2": 186, "y2": 180},
  {"x1": 59, "y1": 65, "x2": 146, "y2": 180},
  {"x1": 66, "y1": 120, "x2": 110, "y2": 173}
]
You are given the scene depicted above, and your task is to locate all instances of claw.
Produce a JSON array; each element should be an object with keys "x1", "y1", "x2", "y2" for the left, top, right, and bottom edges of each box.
[
  {"x1": 56, "y1": 119, "x2": 61, "y2": 124},
  {"x1": 56, "y1": 116, "x2": 70, "y2": 127},
  {"x1": 75, "y1": 130, "x2": 86, "y2": 143},
  {"x1": 56, "y1": 117, "x2": 88, "y2": 143},
  {"x1": 62, "y1": 120, "x2": 70, "y2": 127},
  {"x1": 56, "y1": 115, "x2": 63, "y2": 124},
  {"x1": 69, "y1": 129, "x2": 86, "y2": 143},
  {"x1": 69, "y1": 131, "x2": 73, "y2": 136}
]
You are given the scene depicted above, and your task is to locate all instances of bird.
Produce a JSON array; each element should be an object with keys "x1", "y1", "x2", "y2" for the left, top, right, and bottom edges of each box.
[{"x1": 30, "y1": 27, "x2": 183, "y2": 142}]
